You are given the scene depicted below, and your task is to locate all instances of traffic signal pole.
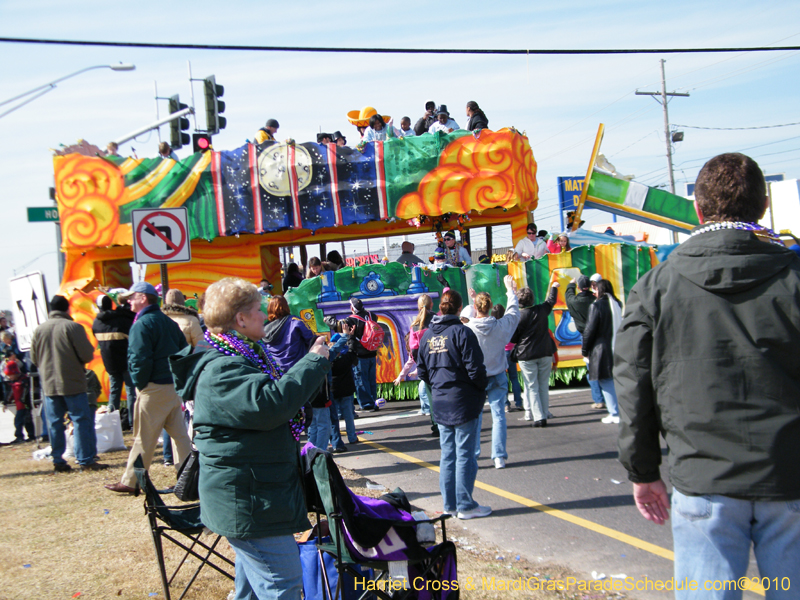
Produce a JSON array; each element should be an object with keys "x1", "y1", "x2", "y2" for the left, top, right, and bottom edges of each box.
[{"x1": 112, "y1": 107, "x2": 193, "y2": 146}]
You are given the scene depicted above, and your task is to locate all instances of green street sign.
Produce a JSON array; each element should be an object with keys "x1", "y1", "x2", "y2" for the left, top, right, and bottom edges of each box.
[{"x1": 27, "y1": 207, "x2": 59, "y2": 222}]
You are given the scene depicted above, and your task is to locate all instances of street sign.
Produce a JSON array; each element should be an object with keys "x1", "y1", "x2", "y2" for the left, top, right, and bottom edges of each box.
[
  {"x1": 9, "y1": 272, "x2": 49, "y2": 352},
  {"x1": 131, "y1": 208, "x2": 192, "y2": 265},
  {"x1": 27, "y1": 207, "x2": 59, "y2": 222}
]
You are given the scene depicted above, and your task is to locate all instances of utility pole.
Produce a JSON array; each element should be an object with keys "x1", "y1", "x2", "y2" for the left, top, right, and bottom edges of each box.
[{"x1": 636, "y1": 59, "x2": 689, "y2": 243}]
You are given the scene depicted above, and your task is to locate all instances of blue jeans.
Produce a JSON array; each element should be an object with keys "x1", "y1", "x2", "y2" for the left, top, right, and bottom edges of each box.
[
  {"x1": 672, "y1": 489, "x2": 800, "y2": 599},
  {"x1": 505, "y1": 350, "x2": 523, "y2": 408},
  {"x1": 486, "y1": 372, "x2": 509, "y2": 460},
  {"x1": 519, "y1": 357, "x2": 552, "y2": 421},
  {"x1": 108, "y1": 370, "x2": 135, "y2": 414},
  {"x1": 307, "y1": 405, "x2": 331, "y2": 450},
  {"x1": 592, "y1": 378, "x2": 619, "y2": 416},
  {"x1": 14, "y1": 407, "x2": 33, "y2": 440},
  {"x1": 588, "y1": 378, "x2": 604, "y2": 406},
  {"x1": 162, "y1": 429, "x2": 173, "y2": 463},
  {"x1": 352, "y1": 357, "x2": 377, "y2": 409},
  {"x1": 418, "y1": 379, "x2": 431, "y2": 414},
  {"x1": 330, "y1": 395, "x2": 357, "y2": 449},
  {"x1": 45, "y1": 393, "x2": 96, "y2": 466},
  {"x1": 438, "y1": 416, "x2": 481, "y2": 514},
  {"x1": 227, "y1": 534, "x2": 303, "y2": 600}
]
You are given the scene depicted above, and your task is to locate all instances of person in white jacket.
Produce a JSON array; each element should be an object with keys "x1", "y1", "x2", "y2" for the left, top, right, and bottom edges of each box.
[{"x1": 466, "y1": 275, "x2": 520, "y2": 469}]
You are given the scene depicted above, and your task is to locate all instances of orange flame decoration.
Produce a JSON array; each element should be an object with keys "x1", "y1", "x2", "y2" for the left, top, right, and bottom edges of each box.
[
  {"x1": 54, "y1": 155, "x2": 128, "y2": 249},
  {"x1": 376, "y1": 343, "x2": 400, "y2": 384},
  {"x1": 395, "y1": 128, "x2": 538, "y2": 219}
]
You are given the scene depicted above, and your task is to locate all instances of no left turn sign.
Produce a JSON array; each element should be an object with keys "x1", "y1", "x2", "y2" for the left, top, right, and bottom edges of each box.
[{"x1": 132, "y1": 208, "x2": 192, "y2": 264}]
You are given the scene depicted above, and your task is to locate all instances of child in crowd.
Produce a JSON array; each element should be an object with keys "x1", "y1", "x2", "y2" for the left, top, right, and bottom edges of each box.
[
  {"x1": 329, "y1": 327, "x2": 359, "y2": 453},
  {"x1": 397, "y1": 117, "x2": 416, "y2": 138},
  {"x1": 3, "y1": 349, "x2": 34, "y2": 443}
]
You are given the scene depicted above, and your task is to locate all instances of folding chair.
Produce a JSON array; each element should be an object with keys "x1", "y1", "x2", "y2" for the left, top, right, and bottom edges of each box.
[
  {"x1": 304, "y1": 447, "x2": 458, "y2": 600},
  {"x1": 132, "y1": 456, "x2": 235, "y2": 600}
]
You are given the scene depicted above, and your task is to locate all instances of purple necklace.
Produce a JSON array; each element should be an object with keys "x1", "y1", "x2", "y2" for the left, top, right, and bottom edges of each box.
[{"x1": 205, "y1": 330, "x2": 306, "y2": 441}]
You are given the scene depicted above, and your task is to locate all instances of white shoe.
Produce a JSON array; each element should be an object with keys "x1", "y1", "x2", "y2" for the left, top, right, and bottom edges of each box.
[
  {"x1": 494, "y1": 457, "x2": 506, "y2": 469},
  {"x1": 601, "y1": 415, "x2": 620, "y2": 424},
  {"x1": 523, "y1": 411, "x2": 532, "y2": 421},
  {"x1": 457, "y1": 505, "x2": 492, "y2": 520}
]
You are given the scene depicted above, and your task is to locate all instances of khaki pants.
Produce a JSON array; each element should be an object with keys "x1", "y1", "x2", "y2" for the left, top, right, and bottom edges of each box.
[{"x1": 120, "y1": 383, "x2": 192, "y2": 488}]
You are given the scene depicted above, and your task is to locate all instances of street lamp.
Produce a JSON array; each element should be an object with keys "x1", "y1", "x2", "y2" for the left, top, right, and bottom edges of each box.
[{"x1": 0, "y1": 63, "x2": 136, "y2": 119}]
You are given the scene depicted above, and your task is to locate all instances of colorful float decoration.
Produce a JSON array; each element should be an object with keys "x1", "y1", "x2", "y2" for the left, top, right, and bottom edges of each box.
[{"x1": 51, "y1": 124, "x2": 655, "y2": 403}]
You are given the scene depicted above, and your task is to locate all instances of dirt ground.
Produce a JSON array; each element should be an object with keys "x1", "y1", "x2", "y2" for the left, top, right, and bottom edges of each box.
[{"x1": 0, "y1": 433, "x2": 627, "y2": 599}]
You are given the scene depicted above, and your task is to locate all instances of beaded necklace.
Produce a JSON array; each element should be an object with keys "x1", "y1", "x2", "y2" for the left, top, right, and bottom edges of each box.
[
  {"x1": 690, "y1": 221, "x2": 784, "y2": 246},
  {"x1": 205, "y1": 330, "x2": 306, "y2": 441}
]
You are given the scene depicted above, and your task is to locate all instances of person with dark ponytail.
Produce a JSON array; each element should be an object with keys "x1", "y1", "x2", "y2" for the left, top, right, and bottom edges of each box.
[
  {"x1": 417, "y1": 290, "x2": 490, "y2": 520},
  {"x1": 465, "y1": 101, "x2": 489, "y2": 131}
]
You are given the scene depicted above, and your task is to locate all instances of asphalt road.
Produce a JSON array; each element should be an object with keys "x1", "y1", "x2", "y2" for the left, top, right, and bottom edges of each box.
[{"x1": 333, "y1": 388, "x2": 765, "y2": 599}]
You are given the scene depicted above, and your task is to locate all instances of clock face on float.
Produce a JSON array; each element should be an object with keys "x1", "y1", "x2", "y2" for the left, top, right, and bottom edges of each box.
[{"x1": 257, "y1": 144, "x2": 313, "y2": 196}]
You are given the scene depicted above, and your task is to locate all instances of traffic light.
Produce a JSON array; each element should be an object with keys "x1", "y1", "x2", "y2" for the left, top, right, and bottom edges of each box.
[
  {"x1": 168, "y1": 94, "x2": 190, "y2": 149},
  {"x1": 193, "y1": 133, "x2": 212, "y2": 153},
  {"x1": 204, "y1": 75, "x2": 226, "y2": 135}
]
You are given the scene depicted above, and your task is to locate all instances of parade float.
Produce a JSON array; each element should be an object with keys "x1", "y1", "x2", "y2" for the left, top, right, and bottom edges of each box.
[{"x1": 52, "y1": 118, "x2": 658, "y2": 403}]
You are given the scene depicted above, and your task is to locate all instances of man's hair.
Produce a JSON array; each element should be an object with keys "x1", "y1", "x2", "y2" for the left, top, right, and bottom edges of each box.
[
  {"x1": 425, "y1": 100, "x2": 435, "y2": 110},
  {"x1": 491, "y1": 304, "x2": 505, "y2": 320},
  {"x1": 695, "y1": 153, "x2": 766, "y2": 223},
  {"x1": 143, "y1": 293, "x2": 159, "y2": 306},
  {"x1": 204, "y1": 278, "x2": 261, "y2": 334},
  {"x1": 517, "y1": 287, "x2": 534, "y2": 308},
  {"x1": 401, "y1": 241, "x2": 414, "y2": 253},
  {"x1": 50, "y1": 295, "x2": 69, "y2": 312},
  {"x1": 100, "y1": 295, "x2": 113, "y2": 311},
  {"x1": 267, "y1": 295, "x2": 291, "y2": 322},
  {"x1": 158, "y1": 141, "x2": 171, "y2": 155}
]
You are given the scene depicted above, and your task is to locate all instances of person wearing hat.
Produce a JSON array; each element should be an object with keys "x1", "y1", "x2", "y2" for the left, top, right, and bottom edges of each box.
[
  {"x1": 332, "y1": 131, "x2": 347, "y2": 147},
  {"x1": 346, "y1": 106, "x2": 391, "y2": 142},
  {"x1": 442, "y1": 231, "x2": 472, "y2": 266},
  {"x1": 316, "y1": 133, "x2": 333, "y2": 144},
  {"x1": 91, "y1": 294, "x2": 136, "y2": 422},
  {"x1": 396, "y1": 241, "x2": 424, "y2": 267},
  {"x1": 428, "y1": 105, "x2": 460, "y2": 134},
  {"x1": 430, "y1": 246, "x2": 448, "y2": 270},
  {"x1": 255, "y1": 119, "x2": 280, "y2": 144},
  {"x1": 31, "y1": 294, "x2": 105, "y2": 473},
  {"x1": 565, "y1": 275, "x2": 606, "y2": 410},
  {"x1": 105, "y1": 281, "x2": 193, "y2": 494},
  {"x1": 362, "y1": 113, "x2": 398, "y2": 143},
  {"x1": 414, "y1": 100, "x2": 437, "y2": 136}
]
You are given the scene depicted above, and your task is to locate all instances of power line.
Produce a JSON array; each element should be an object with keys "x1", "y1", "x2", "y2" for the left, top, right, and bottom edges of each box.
[
  {"x1": 1, "y1": 36, "x2": 799, "y2": 55},
  {"x1": 674, "y1": 122, "x2": 800, "y2": 131}
]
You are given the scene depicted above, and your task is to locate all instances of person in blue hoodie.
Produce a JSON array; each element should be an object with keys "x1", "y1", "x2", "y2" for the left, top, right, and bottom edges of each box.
[{"x1": 416, "y1": 289, "x2": 489, "y2": 521}]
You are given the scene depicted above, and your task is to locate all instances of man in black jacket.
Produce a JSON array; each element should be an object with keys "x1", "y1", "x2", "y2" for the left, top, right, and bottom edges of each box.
[
  {"x1": 615, "y1": 152, "x2": 800, "y2": 592},
  {"x1": 92, "y1": 295, "x2": 136, "y2": 428},
  {"x1": 413, "y1": 100, "x2": 436, "y2": 136},
  {"x1": 565, "y1": 275, "x2": 605, "y2": 410}
]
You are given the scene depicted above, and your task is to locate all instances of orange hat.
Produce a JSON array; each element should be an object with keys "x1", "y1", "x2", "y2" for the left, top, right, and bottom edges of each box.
[{"x1": 346, "y1": 106, "x2": 392, "y2": 127}]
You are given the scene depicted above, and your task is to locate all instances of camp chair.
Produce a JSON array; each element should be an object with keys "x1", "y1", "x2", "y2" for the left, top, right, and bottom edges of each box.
[
  {"x1": 132, "y1": 456, "x2": 235, "y2": 600},
  {"x1": 305, "y1": 447, "x2": 458, "y2": 600}
]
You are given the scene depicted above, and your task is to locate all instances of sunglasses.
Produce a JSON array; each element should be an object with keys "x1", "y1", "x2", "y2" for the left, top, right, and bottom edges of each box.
[
  {"x1": 444, "y1": 237, "x2": 455, "y2": 241},
  {"x1": 526, "y1": 231, "x2": 536, "y2": 235}
]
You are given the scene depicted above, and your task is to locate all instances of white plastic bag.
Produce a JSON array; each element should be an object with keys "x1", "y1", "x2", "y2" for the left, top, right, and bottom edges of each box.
[{"x1": 96, "y1": 411, "x2": 126, "y2": 453}]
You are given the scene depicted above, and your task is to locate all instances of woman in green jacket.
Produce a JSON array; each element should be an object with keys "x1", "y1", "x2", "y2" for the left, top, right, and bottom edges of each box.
[{"x1": 170, "y1": 277, "x2": 330, "y2": 600}]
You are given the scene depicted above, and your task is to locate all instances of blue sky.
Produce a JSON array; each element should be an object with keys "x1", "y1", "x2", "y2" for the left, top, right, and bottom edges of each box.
[{"x1": 1, "y1": 1, "x2": 798, "y2": 307}]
